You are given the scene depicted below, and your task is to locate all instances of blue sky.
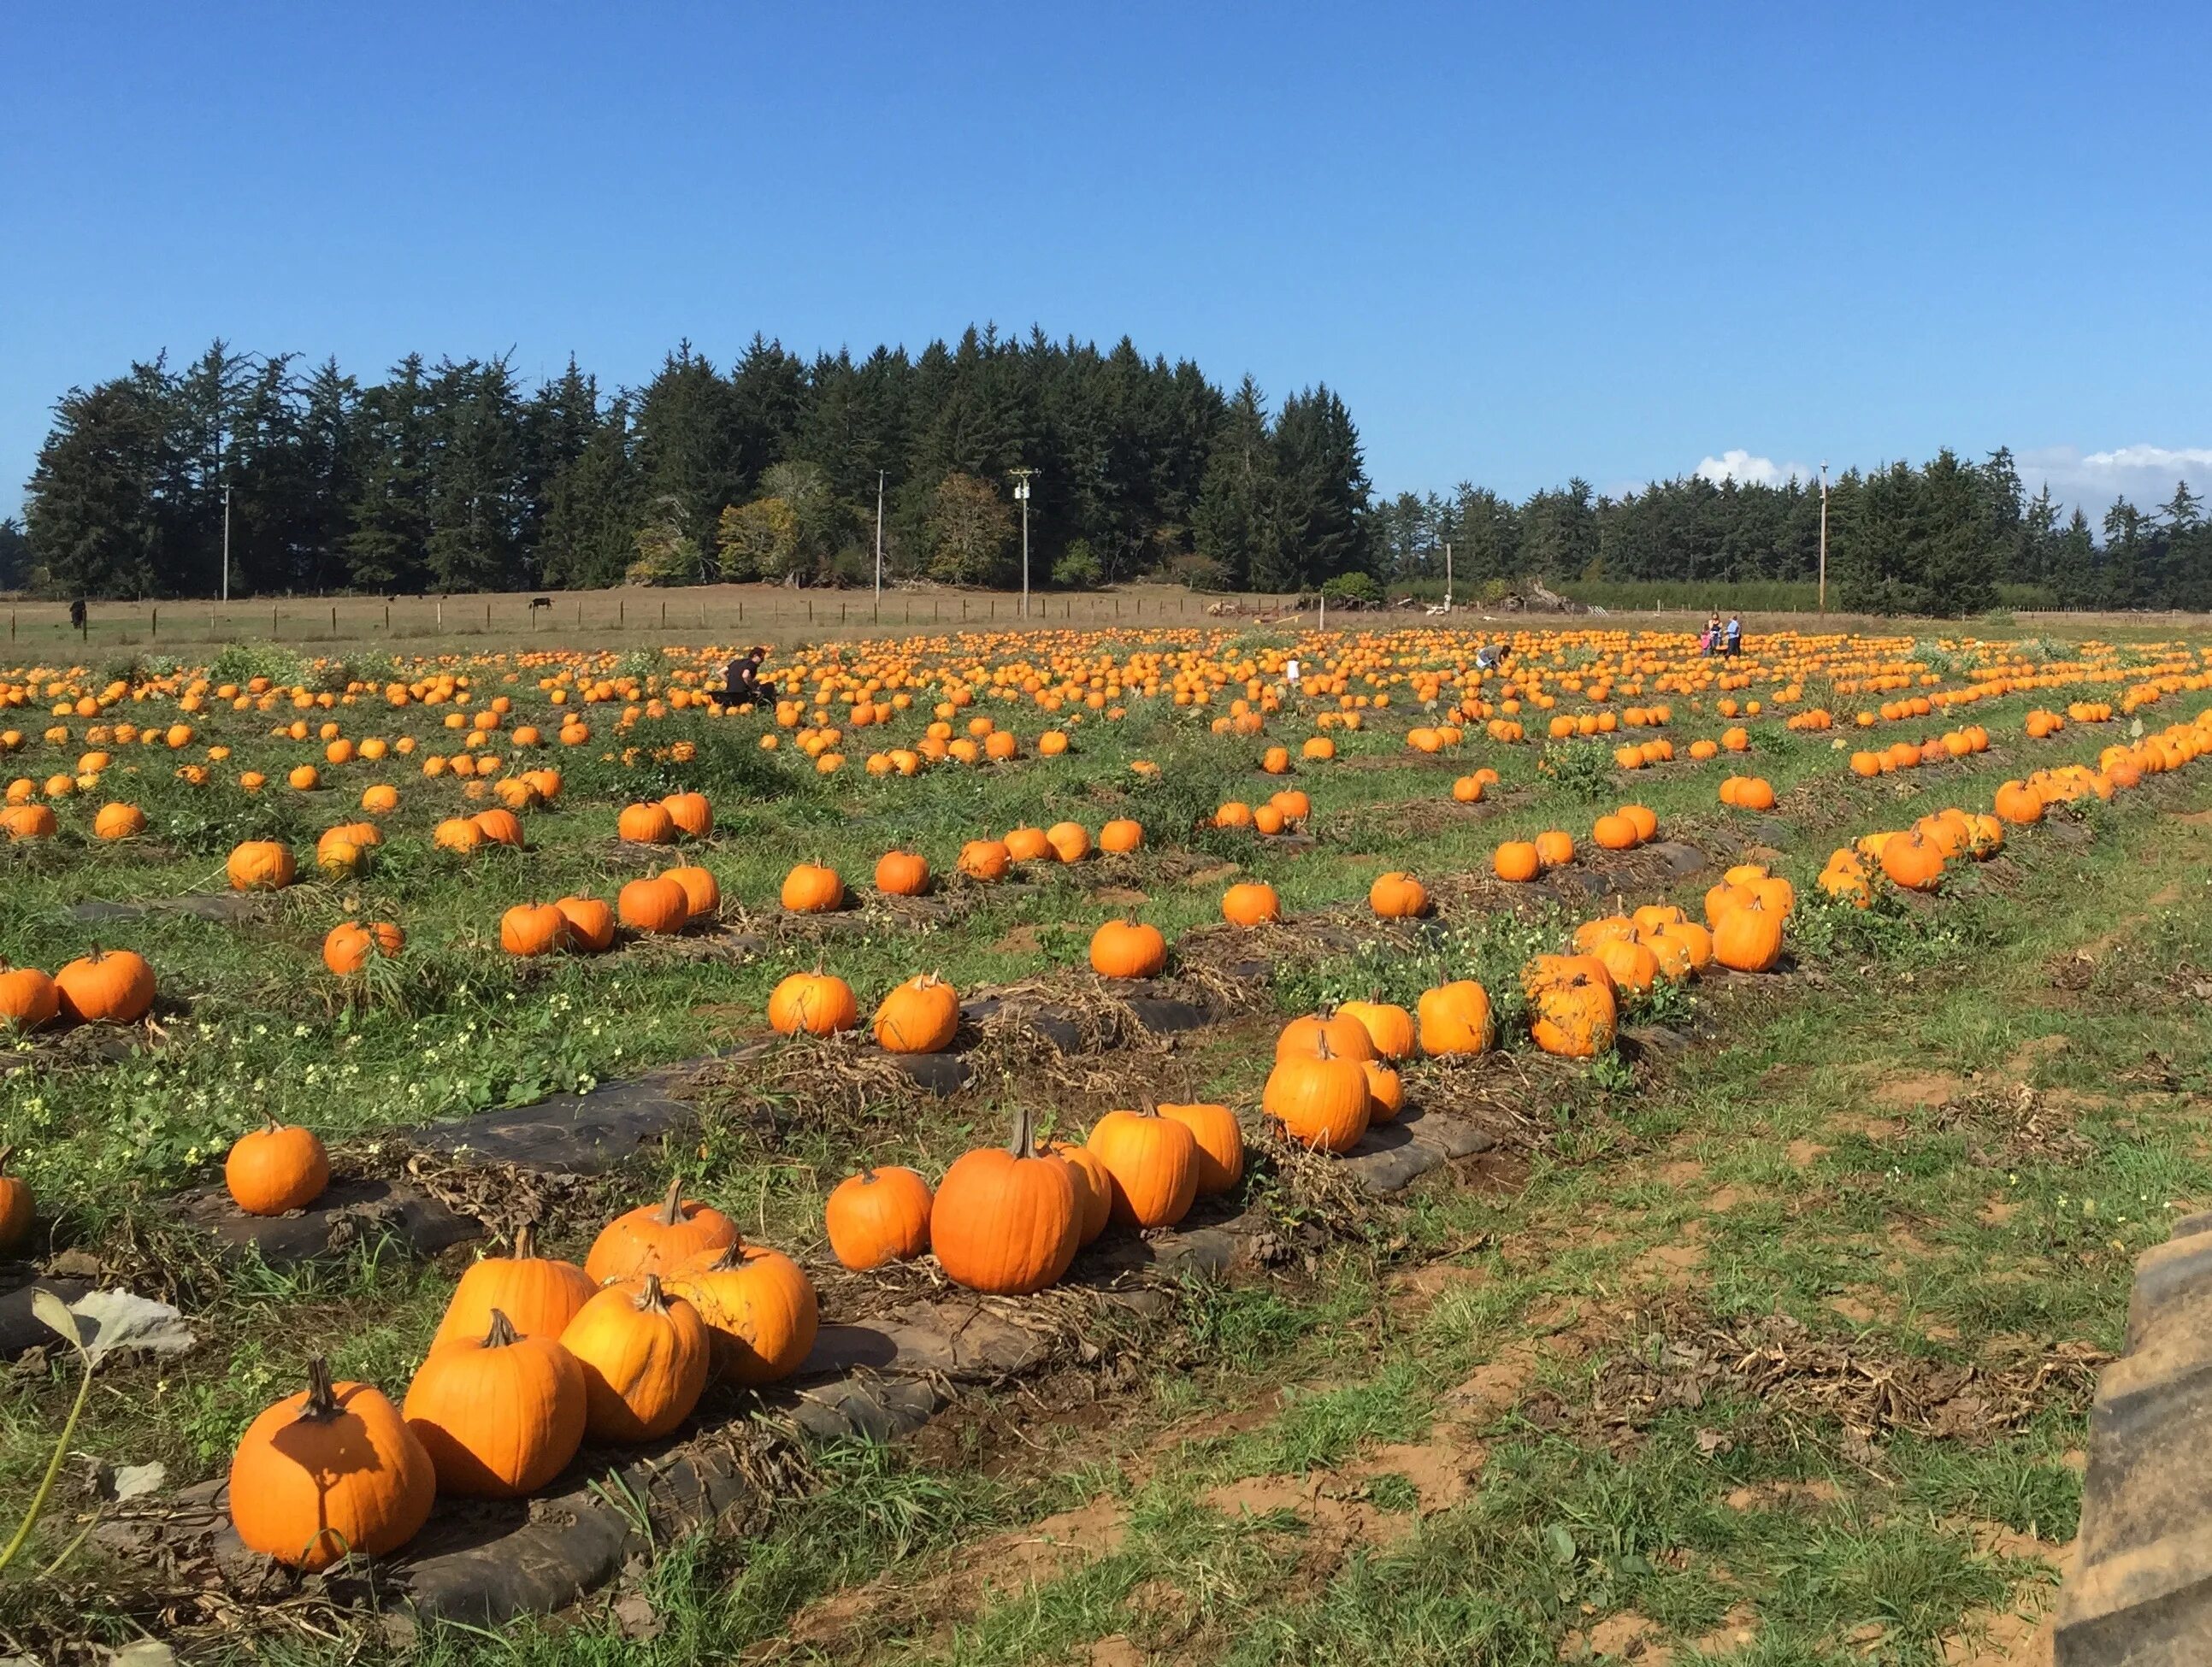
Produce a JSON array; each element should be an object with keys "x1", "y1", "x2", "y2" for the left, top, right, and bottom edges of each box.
[{"x1": 3, "y1": 2, "x2": 2207, "y2": 521}]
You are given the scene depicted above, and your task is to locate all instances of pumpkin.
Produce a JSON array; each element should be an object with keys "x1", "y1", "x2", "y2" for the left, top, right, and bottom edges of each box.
[
  {"x1": 781, "y1": 861, "x2": 846, "y2": 914},
  {"x1": 1004, "y1": 826, "x2": 1052, "y2": 862},
  {"x1": 768, "y1": 969, "x2": 861, "y2": 1037},
  {"x1": 1994, "y1": 780, "x2": 2046, "y2": 825},
  {"x1": 663, "y1": 865, "x2": 720, "y2": 921},
  {"x1": 225, "y1": 1118, "x2": 331, "y2": 1216},
  {"x1": 227, "y1": 839, "x2": 297, "y2": 892},
  {"x1": 1099, "y1": 817, "x2": 1143, "y2": 853},
  {"x1": 471, "y1": 807, "x2": 525, "y2": 848},
  {"x1": 554, "y1": 895, "x2": 616, "y2": 952},
  {"x1": 1574, "y1": 916, "x2": 1638, "y2": 953},
  {"x1": 500, "y1": 902, "x2": 571, "y2": 957},
  {"x1": 1159, "y1": 1102, "x2": 1243, "y2": 1196},
  {"x1": 229, "y1": 1359, "x2": 436, "y2": 1570},
  {"x1": 1088, "y1": 917, "x2": 1167, "y2": 980},
  {"x1": 54, "y1": 946, "x2": 155, "y2": 1025},
  {"x1": 660, "y1": 792, "x2": 714, "y2": 837},
  {"x1": 404, "y1": 1309, "x2": 587, "y2": 1498},
  {"x1": 958, "y1": 839, "x2": 1012, "y2": 881},
  {"x1": 0, "y1": 965, "x2": 59, "y2": 1031},
  {"x1": 1534, "y1": 830, "x2": 1576, "y2": 868},
  {"x1": 1593, "y1": 936, "x2": 1662, "y2": 997},
  {"x1": 1276, "y1": 1010, "x2": 1377, "y2": 1063},
  {"x1": 1045, "y1": 1140, "x2": 1115, "y2": 1245},
  {"x1": 1263, "y1": 1037, "x2": 1372, "y2": 1153},
  {"x1": 1592, "y1": 812, "x2": 1637, "y2": 851},
  {"x1": 824, "y1": 1166, "x2": 935, "y2": 1269},
  {"x1": 1364, "y1": 1060, "x2": 1405, "y2": 1122},
  {"x1": 619, "y1": 875, "x2": 692, "y2": 934},
  {"x1": 1714, "y1": 897, "x2": 1785, "y2": 972},
  {"x1": 322, "y1": 920, "x2": 404, "y2": 975},
  {"x1": 0, "y1": 1146, "x2": 32, "y2": 1253},
  {"x1": 929, "y1": 1106, "x2": 1082, "y2": 1295},
  {"x1": 584, "y1": 1177, "x2": 741, "y2": 1285},
  {"x1": 667, "y1": 1243, "x2": 819, "y2": 1385},
  {"x1": 434, "y1": 816, "x2": 485, "y2": 854},
  {"x1": 1046, "y1": 821, "x2": 1093, "y2": 863},
  {"x1": 1880, "y1": 829, "x2": 1946, "y2": 892},
  {"x1": 1368, "y1": 871, "x2": 1430, "y2": 919},
  {"x1": 560, "y1": 1274, "x2": 711, "y2": 1443},
  {"x1": 616, "y1": 802, "x2": 677, "y2": 844},
  {"x1": 875, "y1": 850, "x2": 931, "y2": 897},
  {"x1": 1086, "y1": 1104, "x2": 1200, "y2": 1228},
  {"x1": 1493, "y1": 841, "x2": 1543, "y2": 882},
  {"x1": 1338, "y1": 999, "x2": 1416, "y2": 1061},
  {"x1": 1221, "y1": 881, "x2": 1281, "y2": 925},
  {"x1": 1271, "y1": 788, "x2": 1312, "y2": 822},
  {"x1": 434, "y1": 1224, "x2": 596, "y2": 1346},
  {"x1": 1417, "y1": 981, "x2": 1495, "y2": 1056},
  {"x1": 1621, "y1": 804, "x2": 1659, "y2": 841},
  {"x1": 1525, "y1": 955, "x2": 1618, "y2": 1058},
  {"x1": 92, "y1": 802, "x2": 147, "y2": 839},
  {"x1": 874, "y1": 972, "x2": 961, "y2": 1053}
]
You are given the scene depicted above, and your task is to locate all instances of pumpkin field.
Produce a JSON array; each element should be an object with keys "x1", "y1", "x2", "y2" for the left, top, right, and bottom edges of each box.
[{"x1": 3, "y1": 617, "x2": 2212, "y2": 1664}]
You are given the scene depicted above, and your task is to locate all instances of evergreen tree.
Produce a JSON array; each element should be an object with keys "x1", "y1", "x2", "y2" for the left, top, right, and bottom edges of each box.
[
  {"x1": 344, "y1": 356, "x2": 435, "y2": 592},
  {"x1": 540, "y1": 398, "x2": 640, "y2": 589},
  {"x1": 424, "y1": 356, "x2": 526, "y2": 591},
  {"x1": 1272, "y1": 385, "x2": 1372, "y2": 583},
  {"x1": 24, "y1": 373, "x2": 170, "y2": 598},
  {"x1": 1191, "y1": 377, "x2": 1283, "y2": 591}
]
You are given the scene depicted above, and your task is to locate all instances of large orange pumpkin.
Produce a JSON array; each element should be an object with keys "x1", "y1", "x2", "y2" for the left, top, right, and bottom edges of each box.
[
  {"x1": 584, "y1": 1178, "x2": 741, "y2": 1285},
  {"x1": 667, "y1": 1243, "x2": 819, "y2": 1386},
  {"x1": 403, "y1": 1310, "x2": 586, "y2": 1497},
  {"x1": 560, "y1": 1275, "x2": 711, "y2": 1443},
  {"x1": 1158, "y1": 1101, "x2": 1244, "y2": 1196},
  {"x1": 929, "y1": 1106, "x2": 1082, "y2": 1294},
  {"x1": 225, "y1": 1120, "x2": 330, "y2": 1216},
  {"x1": 824, "y1": 1166, "x2": 934, "y2": 1269},
  {"x1": 1085, "y1": 1104, "x2": 1200, "y2": 1228},
  {"x1": 229, "y1": 1360, "x2": 436, "y2": 1569},
  {"x1": 433, "y1": 1224, "x2": 596, "y2": 1346},
  {"x1": 1262, "y1": 1038, "x2": 1372, "y2": 1152},
  {"x1": 874, "y1": 973, "x2": 961, "y2": 1053}
]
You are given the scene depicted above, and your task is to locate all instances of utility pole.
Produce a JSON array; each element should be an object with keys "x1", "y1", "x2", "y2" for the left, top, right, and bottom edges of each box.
[
  {"x1": 1009, "y1": 468, "x2": 1037, "y2": 618},
  {"x1": 1817, "y1": 462, "x2": 1830, "y2": 618},
  {"x1": 1443, "y1": 541, "x2": 1453, "y2": 613},
  {"x1": 874, "y1": 470, "x2": 885, "y2": 604},
  {"x1": 221, "y1": 484, "x2": 232, "y2": 604}
]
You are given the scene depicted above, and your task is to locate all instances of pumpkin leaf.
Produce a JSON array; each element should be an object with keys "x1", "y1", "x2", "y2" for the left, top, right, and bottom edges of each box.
[
  {"x1": 29, "y1": 1288, "x2": 81, "y2": 1352},
  {"x1": 66, "y1": 1290, "x2": 195, "y2": 1365}
]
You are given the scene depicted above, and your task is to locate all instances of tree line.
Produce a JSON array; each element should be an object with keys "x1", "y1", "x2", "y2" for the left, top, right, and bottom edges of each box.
[
  {"x1": 14, "y1": 332, "x2": 1372, "y2": 604},
  {"x1": 13, "y1": 333, "x2": 2208, "y2": 615},
  {"x1": 1370, "y1": 449, "x2": 2210, "y2": 614}
]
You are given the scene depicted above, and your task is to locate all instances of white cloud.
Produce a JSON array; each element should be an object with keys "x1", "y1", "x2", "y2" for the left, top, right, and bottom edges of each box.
[
  {"x1": 2015, "y1": 445, "x2": 2211, "y2": 516},
  {"x1": 1694, "y1": 450, "x2": 1813, "y2": 489}
]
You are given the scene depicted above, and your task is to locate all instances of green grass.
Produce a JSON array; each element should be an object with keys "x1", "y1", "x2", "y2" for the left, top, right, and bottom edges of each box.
[{"x1": 0, "y1": 626, "x2": 2209, "y2": 1658}]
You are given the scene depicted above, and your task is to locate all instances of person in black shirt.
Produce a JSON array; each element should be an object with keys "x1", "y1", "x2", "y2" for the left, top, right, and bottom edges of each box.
[{"x1": 712, "y1": 647, "x2": 775, "y2": 709}]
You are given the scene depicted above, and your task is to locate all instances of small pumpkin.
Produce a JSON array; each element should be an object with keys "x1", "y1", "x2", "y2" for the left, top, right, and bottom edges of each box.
[
  {"x1": 554, "y1": 895, "x2": 616, "y2": 952},
  {"x1": 584, "y1": 1177, "x2": 741, "y2": 1285},
  {"x1": 1493, "y1": 841, "x2": 1543, "y2": 882},
  {"x1": 824, "y1": 1166, "x2": 935, "y2": 1269},
  {"x1": 616, "y1": 802, "x2": 677, "y2": 844},
  {"x1": 768, "y1": 969, "x2": 861, "y2": 1037},
  {"x1": 0, "y1": 964, "x2": 60, "y2": 1032},
  {"x1": 1088, "y1": 917, "x2": 1167, "y2": 980},
  {"x1": 1003, "y1": 826, "x2": 1052, "y2": 862},
  {"x1": 1367, "y1": 871, "x2": 1430, "y2": 918},
  {"x1": 0, "y1": 1146, "x2": 32, "y2": 1254},
  {"x1": 617, "y1": 875, "x2": 692, "y2": 935},
  {"x1": 1525, "y1": 955, "x2": 1619, "y2": 1058},
  {"x1": 1045, "y1": 821, "x2": 1093, "y2": 863},
  {"x1": 434, "y1": 1223, "x2": 596, "y2": 1346},
  {"x1": 1099, "y1": 817, "x2": 1143, "y2": 853},
  {"x1": 666, "y1": 1242, "x2": 819, "y2": 1385},
  {"x1": 662, "y1": 866, "x2": 720, "y2": 920},
  {"x1": 229, "y1": 1359, "x2": 436, "y2": 1569},
  {"x1": 1363, "y1": 1060, "x2": 1405, "y2": 1122},
  {"x1": 225, "y1": 1119, "x2": 331, "y2": 1216},
  {"x1": 1045, "y1": 1139, "x2": 1114, "y2": 1246},
  {"x1": 322, "y1": 920, "x2": 404, "y2": 975},
  {"x1": 874, "y1": 850, "x2": 931, "y2": 897},
  {"x1": 958, "y1": 839, "x2": 1012, "y2": 881},
  {"x1": 404, "y1": 1309, "x2": 587, "y2": 1498},
  {"x1": 1263, "y1": 1037, "x2": 1372, "y2": 1153},
  {"x1": 53, "y1": 946, "x2": 155, "y2": 1025},
  {"x1": 1158, "y1": 1102, "x2": 1244, "y2": 1196},
  {"x1": 1337, "y1": 999, "x2": 1416, "y2": 1062},
  {"x1": 874, "y1": 972, "x2": 961, "y2": 1054},
  {"x1": 500, "y1": 902, "x2": 571, "y2": 957},
  {"x1": 1086, "y1": 1104, "x2": 1200, "y2": 1229},
  {"x1": 1534, "y1": 829, "x2": 1576, "y2": 868},
  {"x1": 929, "y1": 1106, "x2": 1082, "y2": 1295},
  {"x1": 1221, "y1": 881, "x2": 1281, "y2": 925},
  {"x1": 1416, "y1": 981, "x2": 1495, "y2": 1057},
  {"x1": 1714, "y1": 896, "x2": 1785, "y2": 973},
  {"x1": 92, "y1": 801, "x2": 147, "y2": 840},
  {"x1": 781, "y1": 860, "x2": 846, "y2": 914},
  {"x1": 560, "y1": 1274, "x2": 711, "y2": 1443},
  {"x1": 1276, "y1": 1009, "x2": 1377, "y2": 1063},
  {"x1": 227, "y1": 839, "x2": 297, "y2": 892},
  {"x1": 660, "y1": 791, "x2": 714, "y2": 837}
]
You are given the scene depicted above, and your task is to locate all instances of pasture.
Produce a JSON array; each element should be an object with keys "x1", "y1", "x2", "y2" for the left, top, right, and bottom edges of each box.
[{"x1": 1, "y1": 616, "x2": 2209, "y2": 1664}]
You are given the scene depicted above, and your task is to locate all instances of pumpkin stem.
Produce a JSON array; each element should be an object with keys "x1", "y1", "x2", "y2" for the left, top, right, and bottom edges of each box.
[
  {"x1": 655, "y1": 1176, "x2": 686, "y2": 1227},
  {"x1": 1005, "y1": 1104, "x2": 1040, "y2": 1159},
  {"x1": 0, "y1": 1144, "x2": 12, "y2": 1175},
  {"x1": 1316, "y1": 1034, "x2": 1335, "y2": 1062},
  {"x1": 299, "y1": 1358, "x2": 341, "y2": 1421},
  {"x1": 482, "y1": 1309, "x2": 519, "y2": 1349},
  {"x1": 513, "y1": 1222, "x2": 539, "y2": 1260},
  {"x1": 636, "y1": 1272, "x2": 671, "y2": 1312}
]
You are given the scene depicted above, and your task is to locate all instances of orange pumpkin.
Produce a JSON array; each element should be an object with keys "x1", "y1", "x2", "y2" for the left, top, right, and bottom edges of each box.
[
  {"x1": 584, "y1": 1178, "x2": 741, "y2": 1285},
  {"x1": 874, "y1": 973, "x2": 961, "y2": 1053},
  {"x1": 403, "y1": 1310, "x2": 586, "y2": 1498},
  {"x1": 1088, "y1": 917, "x2": 1168, "y2": 980},
  {"x1": 666, "y1": 1243, "x2": 819, "y2": 1386},
  {"x1": 929, "y1": 1106, "x2": 1082, "y2": 1295},
  {"x1": 225, "y1": 1120, "x2": 330, "y2": 1216},
  {"x1": 1158, "y1": 1102, "x2": 1244, "y2": 1196},
  {"x1": 229, "y1": 1360, "x2": 435, "y2": 1569},
  {"x1": 560, "y1": 1274, "x2": 711, "y2": 1443},
  {"x1": 1086, "y1": 1104, "x2": 1200, "y2": 1228},
  {"x1": 875, "y1": 850, "x2": 931, "y2": 897},
  {"x1": 824, "y1": 1166, "x2": 935, "y2": 1269}
]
